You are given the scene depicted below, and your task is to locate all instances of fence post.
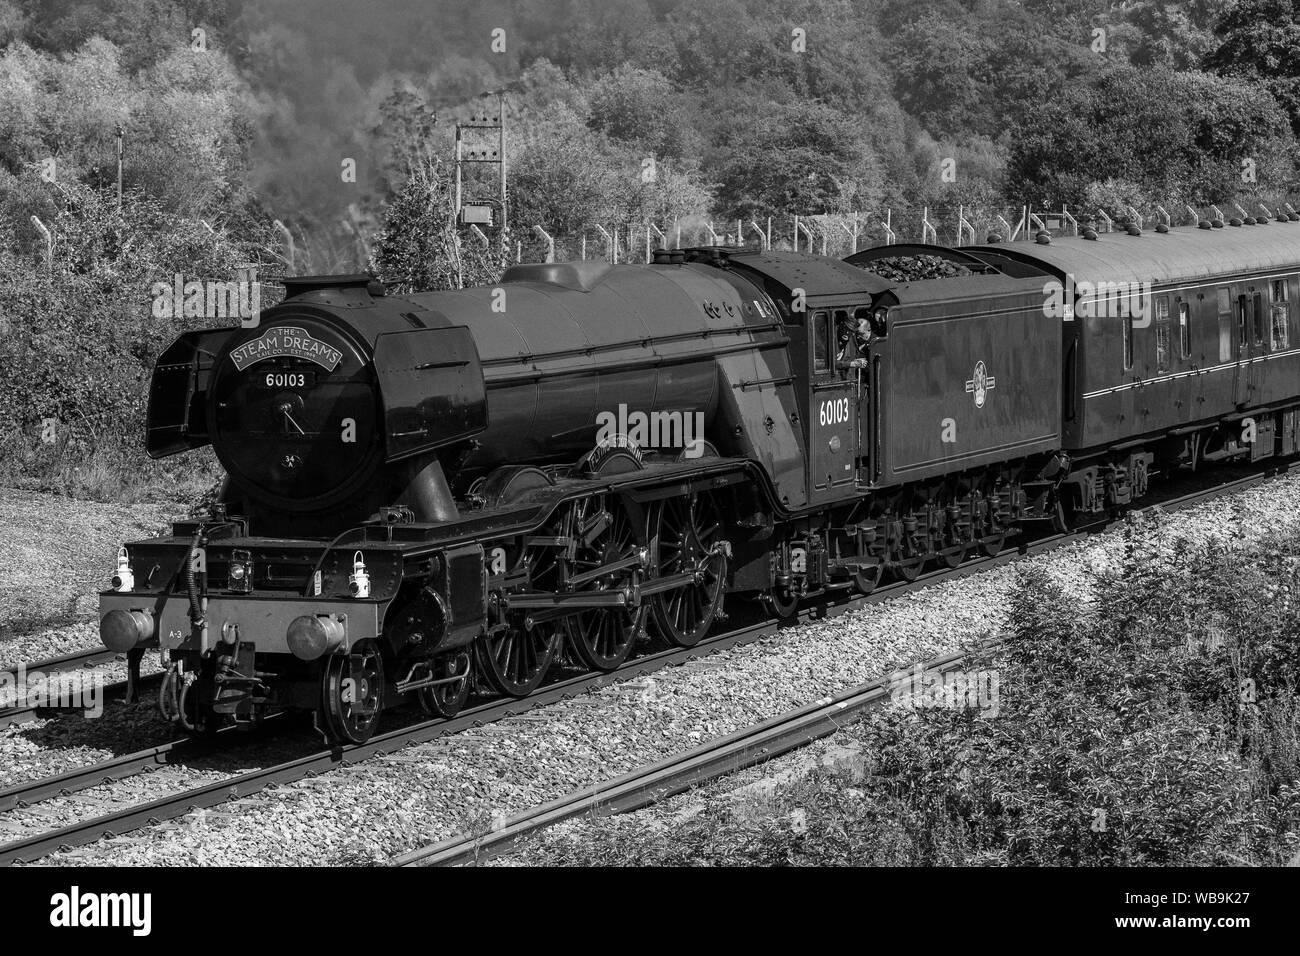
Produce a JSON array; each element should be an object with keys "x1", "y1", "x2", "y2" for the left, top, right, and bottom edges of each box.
[
  {"x1": 881, "y1": 209, "x2": 894, "y2": 245},
  {"x1": 30, "y1": 216, "x2": 52, "y2": 269},
  {"x1": 956, "y1": 205, "x2": 974, "y2": 246},
  {"x1": 272, "y1": 219, "x2": 295, "y2": 271},
  {"x1": 1060, "y1": 206, "x2": 1078, "y2": 236},
  {"x1": 1010, "y1": 208, "x2": 1027, "y2": 240},
  {"x1": 793, "y1": 214, "x2": 800, "y2": 251},
  {"x1": 795, "y1": 217, "x2": 814, "y2": 252},
  {"x1": 1154, "y1": 205, "x2": 1170, "y2": 227},
  {"x1": 648, "y1": 222, "x2": 668, "y2": 258},
  {"x1": 1185, "y1": 204, "x2": 1200, "y2": 224},
  {"x1": 469, "y1": 224, "x2": 489, "y2": 248},
  {"x1": 749, "y1": 220, "x2": 768, "y2": 249},
  {"x1": 1096, "y1": 209, "x2": 1113, "y2": 233},
  {"x1": 532, "y1": 225, "x2": 555, "y2": 263},
  {"x1": 835, "y1": 217, "x2": 856, "y2": 251},
  {"x1": 921, "y1": 207, "x2": 937, "y2": 244},
  {"x1": 594, "y1": 224, "x2": 614, "y2": 263}
]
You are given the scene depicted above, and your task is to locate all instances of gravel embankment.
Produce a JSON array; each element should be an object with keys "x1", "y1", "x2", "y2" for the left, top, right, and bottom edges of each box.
[
  {"x1": 12, "y1": 470, "x2": 1295, "y2": 866},
  {"x1": 0, "y1": 488, "x2": 182, "y2": 644},
  {"x1": 490, "y1": 730, "x2": 872, "y2": 866}
]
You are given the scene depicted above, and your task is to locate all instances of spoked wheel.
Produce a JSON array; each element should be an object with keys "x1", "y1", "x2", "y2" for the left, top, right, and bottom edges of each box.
[
  {"x1": 888, "y1": 513, "x2": 926, "y2": 582},
  {"x1": 477, "y1": 542, "x2": 563, "y2": 697},
  {"x1": 321, "y1": 639, "x2": 385, "y2": 745},
  {"x1": 852, "y1": 558, "x2": 884, "y2": 595},
  {"x1": 563, "y1": 494, "x2": 647, "y2": 672},
  {"x1": 649, "y1": 492, "x2": 728, "y2": 647},
  {"x1": 936, "y1": 493, "x2": 970, "y2": 569},
  {"x1": 980, "y1": 531, "x2": 1007, "y2": 557},
  {"x1": 1050, "y1": 496, "x2": 1075, "y2": 534},
  {"x1": 416, "y1": 650, "x2": 471, "y2": 719},
  {"x1": 974, "y1": 490, "x2": 1009, "y2": 557}
]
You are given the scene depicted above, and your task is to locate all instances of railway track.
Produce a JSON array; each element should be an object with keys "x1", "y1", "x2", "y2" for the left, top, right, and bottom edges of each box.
[
  {"x1": 0, "y1": 648, "x2": 126, "y2": 729},
  {"x1": 0, "y1": 656, "x2": 163, "y2": 730},
  {"x1": 0, "y1": 646, "x2": 117, "y2": 686},
  {"x1": 0, "y1": 462, "x2": 1291, "y2": 866},
  {"x1": 393, "y1": 642, "x2": 985, "y2": 866}
]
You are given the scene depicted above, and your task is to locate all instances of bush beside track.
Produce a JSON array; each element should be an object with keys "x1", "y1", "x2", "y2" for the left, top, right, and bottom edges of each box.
[{"x1": 500, "y1": 509, "x2": 1300, "y2": 866}]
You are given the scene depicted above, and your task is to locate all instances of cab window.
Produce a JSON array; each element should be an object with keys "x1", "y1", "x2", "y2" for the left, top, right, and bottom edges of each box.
[{"x1": 812, "y1": 310, "x2": 831, "y2": 373}]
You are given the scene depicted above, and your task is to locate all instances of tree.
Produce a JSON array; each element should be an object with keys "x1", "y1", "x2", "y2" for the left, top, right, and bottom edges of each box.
[
  {"x1": 1206, "y1": 0, "x2": 1300, "y2": 137},
  {"x1": 708, "y1": 99, "x2": 883, "y2": 219},
  {"x1": 586, "y1": 65, "x2": 698, "y2": 159},
  {"x1": 1006, "y1": 65, "x2": 1297, "y2": 208}
]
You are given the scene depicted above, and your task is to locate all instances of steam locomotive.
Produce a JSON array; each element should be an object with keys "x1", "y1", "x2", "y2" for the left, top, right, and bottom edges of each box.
[{"x1": 100, "y1": 223, "x2": 1300, "y2": 743}]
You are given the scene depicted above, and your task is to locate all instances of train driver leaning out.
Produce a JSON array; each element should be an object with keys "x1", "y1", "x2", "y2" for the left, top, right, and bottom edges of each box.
[{"x1": 836, "y1": 307, "x2": 872, "y2": 371}]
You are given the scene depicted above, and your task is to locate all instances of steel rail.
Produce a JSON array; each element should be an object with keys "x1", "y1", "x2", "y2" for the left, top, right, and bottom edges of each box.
[
  {"x1": 0, "y1": 646, "x2": 117, "y2": 685},
  {"x1": 0, "y1": 648, "x2": 124, "y2": 728},
  {"x1": 393, "y1": 643, "x2": 986, "y2": 867},
  {"x1": 0, "y1": 672, "x2": 163, "y2": 730}
]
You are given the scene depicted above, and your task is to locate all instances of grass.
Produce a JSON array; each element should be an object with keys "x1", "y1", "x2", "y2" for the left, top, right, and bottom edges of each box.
[
  {"x1": 0, "y1": 435, "x2": 218, "y2": 638},
  {"x1": 0, "y1": 432, "x2": 222, "y2": 507}
]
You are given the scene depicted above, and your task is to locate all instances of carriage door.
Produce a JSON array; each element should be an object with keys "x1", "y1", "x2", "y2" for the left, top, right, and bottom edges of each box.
[
  {"x1": 809, "y1": 308, "x2": 858, "y2": 495},
  {"x1": 1233, "y1": 294, "x2": 1252, "y2": 407}
]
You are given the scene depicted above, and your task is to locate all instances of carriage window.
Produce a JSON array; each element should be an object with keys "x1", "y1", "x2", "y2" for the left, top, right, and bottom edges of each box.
[
  {"x1": 1178, "y1": 301, "x2": 1190, "y2": 358},
  {"x1": 1122, "y1": 312, "x2": 1134, "y2": 370},
  {"x1": 812, "y1": 310, "x2": 831, "y2": 373},
  {"x1": 1235, "y1": 295, "x2": 1247, "y2": 357},
  {"x1": 1272, "y1": 279, "x2": 1290, "y2": 349},
  {"x1": 1252, "y1": 292, "x2": 1266, "y2": 347},
  {"x1": 1155, "y1": 298, "x2": 1171, "y2": 372},
  {"x1": 1217, "y1": 289, "x2": 1232, "y2": 361}
]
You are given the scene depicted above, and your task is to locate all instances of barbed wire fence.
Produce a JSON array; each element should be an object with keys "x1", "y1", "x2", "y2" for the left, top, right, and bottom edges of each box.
[{"x1": 473, "y1": 196, "x2": 1300, "y2": 271}]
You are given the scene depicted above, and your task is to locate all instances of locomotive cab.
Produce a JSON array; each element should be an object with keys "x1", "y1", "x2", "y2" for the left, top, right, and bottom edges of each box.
[{"x1": 806, "y1": 302, "x2": 871, "y2": 501}]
